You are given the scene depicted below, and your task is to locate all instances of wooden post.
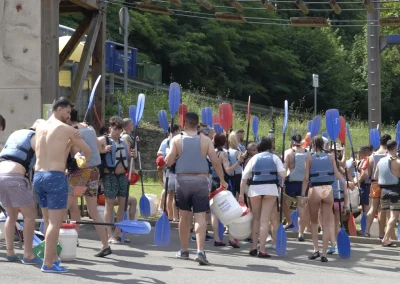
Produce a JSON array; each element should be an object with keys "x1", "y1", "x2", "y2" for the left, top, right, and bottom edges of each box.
[
  {"x1": 70, "y1": 12, "x2": 102, "y2": 104},
  {"x1": 91, "y1": 3, "x2": 106, "y2": 131},
  {"x1": 41, "y1": 0, "x2": 60, "y2": 104}
]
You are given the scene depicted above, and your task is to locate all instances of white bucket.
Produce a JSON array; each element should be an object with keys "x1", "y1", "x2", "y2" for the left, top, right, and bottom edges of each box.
[
  {"x1": 347, "y1": 187, "x2": 360, "y2": 211},
  {"x1": 96, "y1": 205, "x2": 117, "y2": 222},
  {"x1": 209, "y1": 188, "x2": 243, "y2": 225},
  {"x1": 58, "y1": 223, "x2": 78, "y2": 261},
  {"x1": 228, "y1": 204, "x2": 253, "y2": 240},
  {"x1": 144, "y1": 194, "x2": 159, "y2": 217},
  {"x1": 0, "y1": 212, "x2": 24, "y2": 240}
]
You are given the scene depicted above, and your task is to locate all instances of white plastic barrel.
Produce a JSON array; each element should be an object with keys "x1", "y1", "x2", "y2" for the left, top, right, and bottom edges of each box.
[
  {"x1": 228, "y1": 204, "x2": 253, "y2": 240},
  {"x1": 347, "y1": 187, "x2": 360, "y2": 211},
  {"x1": 145, "y1": 194, "x2": 159, "y2": 217},
  {"x1": 209, "y1": 188, "x2": 243, "y2": 225},
  {"x1": 58, "y1": 223, "x2": 78, "y2": 261},
  {"x1": 96, "y1": 205, "x2": 116, "y2": 222},
  {"x1": 0, "y1": 212, "x2": 24, "y2": 240}
]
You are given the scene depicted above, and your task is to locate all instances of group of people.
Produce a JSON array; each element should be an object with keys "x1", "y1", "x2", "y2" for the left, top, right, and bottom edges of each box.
[
  {"x1": 156, "y1": 113, "x2": 400, "y2": 264},
  {"x1": 0, "y1": 103, "x2": 399, "y2": 272},
  {"x1": 0, "y1": 97, "x2": 139, "y2": 273}
]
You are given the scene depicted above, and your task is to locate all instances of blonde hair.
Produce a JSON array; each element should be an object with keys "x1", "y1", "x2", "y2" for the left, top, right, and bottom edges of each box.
[{"x1": 228, "y1": 131, "x2": 239, "y2": 149}]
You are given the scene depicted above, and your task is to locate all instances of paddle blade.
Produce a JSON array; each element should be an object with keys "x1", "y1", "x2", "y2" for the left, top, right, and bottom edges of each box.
[
  {"x1": 337, "y1": 228, "x2": 351, "y2": 259},
  {"x1": 139, "y1": 194, "x2": 151, "y2": 217},
  {"x1": 361, "y1": 212, "x2": 367, "y2": 235},
  {"x1": 88, "y1": 75, "x2": 101, "y2": 110},
  {"x1": 282, "y1": 100, "x2": 289, "y2": 133},
  {"x1": 290, "y1": 209, "x2": 299, "y2": 232},
  {"x1": 179, "y1": 104, "x2": 188, "y2": 128},
  {"x1": 348, "y1": 213, "x2": 357, "y2": 237},
  {"x1": 135, "y1": 93, "x2": 145, "y2": 126},
  {"x1": 308, "y1": 120, "x2": 313, "y2": 133},
  {"x1": 370, "y1": 128, "x2": 380, "y2": 150},
  {"x1": 117, "y1": 98, "x2": 121, "y2": 117},
  {"x1": 129, "y1": 105, "x2": 137, "y2": 122},
  {"x1": 158, "y1": 110, "x2": 169, "y2": 134},
  {"x1": 311, "y1": 115, "x2": 321, "y2": 138},
  {"x1": 339, "y1": 116, "x2": 346, "y2": 145},
  {"x1": 346, "y1": 123, "x2": 354, "y2": 149},
  {"x1": 219, "y1": 103, "x2": 233, "y2": 133},
  {"x1": 213, "y1": 114, "x2": 220, "y2": 125},
  {"x1": 169, "y1": 82, "x2": 181, "y2": 118},
  {"x1": 154, "y1": 213, "x2": 171, "y2": 246},
  {"x1": 396, "y1": 121, "x2": 400, "y2": 149},
  {"x1": 214, "y1": 123, "x2": 224, "y2": 134},
  {"x1": 205, "y1": 107, "x2": 213, "y2": 128},
  {"x1": 201, "y1": 108, "x2": 207, "y2": 125},
  {"x1": 117, "y1": 220, "x2": 151, "y2": 235},
  {"x1": 275, "y1": 224, "x2": 287, "y2": 256},
  {"x1": 252, "y1": 116, "x2": 259, "y2": 140},
  {"x1": 325, "y1": 109, "x2": 340, "y2": 141},
  {"x1": 322, "y1": 132, "x2": 328, "y2": 139},
  {"x1": 218, "y1": 220, "x2": 224, "y2": 241}
]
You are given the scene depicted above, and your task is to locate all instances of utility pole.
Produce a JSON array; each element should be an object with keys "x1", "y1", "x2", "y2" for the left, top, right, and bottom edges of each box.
[
  {"x1": 312, "y1": 74, "x2": 318, "y2": 116},
  {"x1": 119, "y1": 7, "x2": 130, "y2": 96}
]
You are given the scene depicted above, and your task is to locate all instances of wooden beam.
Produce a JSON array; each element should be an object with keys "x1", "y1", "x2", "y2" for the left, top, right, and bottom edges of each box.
[
  {"x1": 71, "y1": 12, "x2": 102, "y2": 104},
  {"x1": 60, "y1": 5, "x2": 86, "y2": 14},
  {"x1": 59, "y1": 14, "x2": 92, "y2": 69},
  {"x1": 91, "y1": 2, "x2": 107, "y2": 131},
  {"x1": 69, "y1": 0, "x2": 99, "y2": 10},
  {"x1": 42, "y1": 0, "x2": 60, "y2": 104}
]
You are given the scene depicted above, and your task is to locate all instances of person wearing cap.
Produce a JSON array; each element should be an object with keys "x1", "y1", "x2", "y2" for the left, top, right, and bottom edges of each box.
[{"x1": 283, "y1": 134, "x2": 310, "y2": 241}]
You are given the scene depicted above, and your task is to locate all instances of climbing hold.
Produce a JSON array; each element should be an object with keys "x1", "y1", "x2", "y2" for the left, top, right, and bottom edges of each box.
[
  {"x1": 23, "y1": 48, "x2": 28, "y2": 53},
  {"x1": 16, "y1": 4, "x2": 22, "y2": 12}
]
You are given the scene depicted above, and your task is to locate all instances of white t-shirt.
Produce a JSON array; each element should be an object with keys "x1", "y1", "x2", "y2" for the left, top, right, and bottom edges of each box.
[{"x1": 242, "y1": 152, "x2": 286, "y2": 197}]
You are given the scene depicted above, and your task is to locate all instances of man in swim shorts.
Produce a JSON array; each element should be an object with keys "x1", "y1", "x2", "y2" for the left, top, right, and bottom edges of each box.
[
  {"x1": 34, "y1": 97, "x2": 91, "y2": 273},
  {"x1": 165, "y1": 112, "x2": 228, "y2": 265}
]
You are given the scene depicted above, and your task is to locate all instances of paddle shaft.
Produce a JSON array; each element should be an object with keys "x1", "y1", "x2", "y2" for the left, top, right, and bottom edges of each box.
[
  {"x1": 333, "y1": 142, "x2": 344, "y2": 227},
  {"x1": 344, "y1": 167, "x2": 353, "y2": 213},
  {"x1": 279, "y1": 132, "x2": 286, "y2": 223},
  {"x1": 4, "y1": 219, "x2": 130, "y2": 227},
  {"x1": 245, "y1": 96, "x2": 251, "y2": 148}
]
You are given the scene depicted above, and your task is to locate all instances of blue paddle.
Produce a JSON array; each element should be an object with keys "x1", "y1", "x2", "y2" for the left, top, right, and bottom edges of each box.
[
  {"x1": 290, "y1": 209, "x2": 299, "y2": 232},
  {"x1": 346, "y1": 123, "x2": 366, "y2": 234},
  {"x1": 252, "y1": 116, "x2": 260, "y2": 143},
  {"x1": 310, "y1": 116, "x2": 321, "y2": 138},
  {"x1": 154, "y1": 174, "x2": 171, "y2": 246},
  {"x1": 370, "y1": 128, "x2": 380, "y2": 150},
  {"x1": 169, "y1": 83, "x2": 181, "y2": 127},
  {"x1": 326, "y1": 109, "x2": 351, "y2": 259},
  {"x1": 83, "y1": 75, "x2": 101, "y2": 122},
  {"x1": 276, "y1": 100, "x2": 288, "y2": 257},
  {"x1": 201, "y1": 108, "x2": 207, "y2": 125},
  {"x1": 158, "y1": 110, "x2": 169, "y2": 136},
  {"x1": 205, "y1": 107, "x2": 213, "y2": 128},
  {"x1": 307, "y1": 120, "x2": 313, "y2": 133},
  {"x1": 214, "y1": 123, "x2": 224, "y2": 134},
  {"x1": 322, "y1": 132, "x2": 328, "y2": 139}
]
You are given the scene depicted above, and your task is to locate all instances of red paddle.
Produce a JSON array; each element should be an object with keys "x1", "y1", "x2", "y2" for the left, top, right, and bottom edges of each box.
[
  {"x1": 219, "y1": 103, "x2": 233, "y2": 133},
  {"x1": 213, "y1": 114, "x2": 220, "y2": 126},
  {"x1": 339, "y1": 116, "x2": 346, "y2": 146},
  {"x1": 179, "y1": 104, "x2": 188, "y2": 128}
]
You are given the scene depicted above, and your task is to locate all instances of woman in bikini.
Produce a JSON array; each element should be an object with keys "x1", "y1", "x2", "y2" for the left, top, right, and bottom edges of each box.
[{"x1": 301, "y1": 136, "x2": 342, "y2": 262}]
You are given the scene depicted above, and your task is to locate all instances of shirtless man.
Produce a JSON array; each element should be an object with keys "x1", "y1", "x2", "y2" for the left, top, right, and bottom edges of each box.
[
  {"x1": 0, "y1": 119, "x2": 43, "y2": 264},
  {"x1": 165, "y1": 112, "x2": 228, "y2": 265},
  {"x1": 365, "y1": 134, "x2": 390, "y2": 238},
  {"x1": 34, "y1": 97, "x2": 91, "y2": 273},
  {"x1": 374, "y1": 140, "x2": 400, "y2": 247},
  {"x1": 283, "y1": 134, "x2": 310, "y2": 241}
]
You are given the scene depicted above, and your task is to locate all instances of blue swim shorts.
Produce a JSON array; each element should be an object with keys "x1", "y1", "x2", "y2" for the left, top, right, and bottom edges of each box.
[{"x1": 33, "y1": 171, "x2": 68, "y2": 210}]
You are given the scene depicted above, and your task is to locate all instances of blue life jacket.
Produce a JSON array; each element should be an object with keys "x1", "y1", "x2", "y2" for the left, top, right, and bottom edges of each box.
[
  {"x1": 309, "y1": 153, "x2": 335, "y2": 186},
  {"x1": 101, "y1": 136, "x2": 129, "y2": 171},
  {"x1": 332, "y1": 178, "x2": 345, "y2": 200},
  {"x1": 378, "y1": 156, "x2": 399, "y2": 188},
  {"x1": 250, "y1": 152, "x2": 278, "y2": 185},
  {"x1": 0, "y1": 129, "x2": 36, "y2": 171},
  {"x1": 228, "y1": 149, "x2": 242, "y2": 175}
]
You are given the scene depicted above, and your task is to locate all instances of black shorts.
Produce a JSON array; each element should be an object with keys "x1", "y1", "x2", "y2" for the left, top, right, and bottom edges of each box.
[
  {"x1": 284, "y1": 181, "x2": 303, "y2": 198},
  {"x1": 175, "y1": 175, "x2": 210, "y2": 213},
  {"x1": 359, "y1": 183, "x2": 370, "y2": 206},
  {"x1": 229, "y1": 174, "x2": 241, "y2": 196}
]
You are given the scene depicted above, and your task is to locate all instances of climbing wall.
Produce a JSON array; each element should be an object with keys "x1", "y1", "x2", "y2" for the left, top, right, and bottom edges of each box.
[{"x1": 0, "y1": 0, "x2": 41, "y2": 147}]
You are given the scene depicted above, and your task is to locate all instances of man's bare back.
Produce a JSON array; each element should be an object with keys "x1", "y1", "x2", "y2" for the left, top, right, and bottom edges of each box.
[{"x1": 35, "y1": 119, "x2": 91, "y2": 172}]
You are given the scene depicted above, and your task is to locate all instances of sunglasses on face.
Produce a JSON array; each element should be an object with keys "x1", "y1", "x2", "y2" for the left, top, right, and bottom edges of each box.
[{"x1": 202, "y1": 129, "x2": 210, "y2": 133}]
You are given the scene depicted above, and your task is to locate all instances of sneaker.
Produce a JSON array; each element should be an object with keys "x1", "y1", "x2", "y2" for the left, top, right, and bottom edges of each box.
[
  {"x1": 214, "y1": 241, "x2": 226, "y2": 247},
  {"x1": 298, "y1": 236, "x2": 305, "y2": 242},
  {"x1": 266, "y1": 235, "x2": 272, "y2": 243},
  {"x1": 327, "y1": 247, "x2": 338, "y2": 255},
  {"x1": 116, "y1": 237, "x2": 131, "y2": 243},
  {"x1": 194, "y1": 251, "x2": 209, "y2": 265},
  {"x1": 244, "y1": 237, "x2": 253, "y2": 243},
  {"x1": 249, "y1": 249, "x2": 258, "y2": 256},
  {"x1": 205, "y1": 234, "x2": 213, "y2": 242},
  {"x1": 258, "y1": 251, "x2": 271, "y2": 258},
  {"x1": 108, "y1": 238, "x2": 119, "y2": 244},
  {"x1": 94, "y1": 247, "x2": 112, "y2": 257},
  {"x1": 5, "y1": 255, "x2": 20, "y2": 262},
  {"x1": 229, "y1": 240, "x2": 240, "y2": 248},
  {"x1": 176, "y1": 250, "x2": 189, "y2": 260},
  {"x1": 266, "y1": 243, "x2": 276, "y2": 249},
  {"x1": 22, "y1": 256, "x2": 43, "y2": 265},
  {"x1": 284, "y1": 223, "x2": 294, "y2": 230},
  {"x1": 41, "y1": 264, "x2": 68, "y2": 273},
  {"x1": 54, "y1": 258, "x2": 61, "y2": 266},
  {"x1": 191, "y1": 235, "x2": 196, "y2": 242}
]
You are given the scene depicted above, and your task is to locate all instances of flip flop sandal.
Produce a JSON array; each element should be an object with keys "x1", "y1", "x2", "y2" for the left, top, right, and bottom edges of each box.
[
  {"x1": 364, "y1": 233, "x2": 371, "y2": 238},
  {"x1": 382, "y1": 242, "x2": 397, "y2": 248}
]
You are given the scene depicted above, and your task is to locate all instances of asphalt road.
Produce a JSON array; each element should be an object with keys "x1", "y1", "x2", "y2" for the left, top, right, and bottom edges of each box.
[{"x1": 1, "y1": 226, "x2": 399, "y2": 284}]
